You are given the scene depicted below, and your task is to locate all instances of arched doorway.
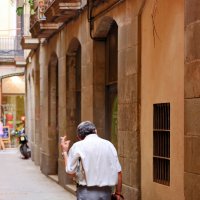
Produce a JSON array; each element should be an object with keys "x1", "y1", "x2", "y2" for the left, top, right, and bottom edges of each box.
[
  {"x1": 66, "y1": 38, "x2": 81, "y2": 145},
  {"x1": 93, "y1": 18, "x2": 118, "y2": 147},
  {"x1": 48, "y1": 53, "x2": 59, "y2": 175}
]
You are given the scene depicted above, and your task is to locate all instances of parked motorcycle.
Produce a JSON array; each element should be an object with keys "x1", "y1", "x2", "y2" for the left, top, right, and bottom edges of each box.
[{"x1": 18, "y1": 129, "x2": 31, "y2": 159}]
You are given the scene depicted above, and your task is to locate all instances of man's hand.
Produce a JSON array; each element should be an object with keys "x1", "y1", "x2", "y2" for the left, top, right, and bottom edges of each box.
[
  {"x1": 116, "y1": 194, "x2": 121, "y2": 200},
  {"x1": 115, "y1": 172, "x2": 122, "y2": 200},
  {"x1": 60, "y1": 136, "x2": 70, "y2": 152}
]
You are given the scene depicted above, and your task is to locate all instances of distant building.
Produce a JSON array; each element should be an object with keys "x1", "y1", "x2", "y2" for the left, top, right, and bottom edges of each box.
[
  {"x1": 0, "y1": 0, "x2": 25, "y2": 134},
  {"x1": 22, "y1": 0, "x2": 199, "y2": 199}
]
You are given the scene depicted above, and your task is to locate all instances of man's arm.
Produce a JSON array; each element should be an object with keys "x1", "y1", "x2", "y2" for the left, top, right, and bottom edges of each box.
[
  {"x1": 62, "y1": 151, "x2": 75, "y2": 176},
  {"x1": 60, "y1": 136, "x2": 75, "y2": 176},
  {"x1": 115, "y1": 171, "x2": 122, "y2": 198}
]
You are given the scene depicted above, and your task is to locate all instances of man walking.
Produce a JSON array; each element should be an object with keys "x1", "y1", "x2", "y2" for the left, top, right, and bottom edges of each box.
[{"x1": 60, "y1": 121, "x2": 122, "y2": 200}]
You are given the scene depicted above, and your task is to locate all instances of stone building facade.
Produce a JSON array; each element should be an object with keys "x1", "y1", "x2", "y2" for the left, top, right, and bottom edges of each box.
[
  {"x1": 23, "y1": 0, "x2": 200, "y2": 199},
  {"x1": 185, "y1": 0, "x2": 200, "y2": 199}
]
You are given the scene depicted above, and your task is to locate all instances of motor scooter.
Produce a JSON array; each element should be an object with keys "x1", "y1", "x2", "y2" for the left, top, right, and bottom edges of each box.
[{"x1": 18, "y1": 128, "x2": 31, "y2": 159}]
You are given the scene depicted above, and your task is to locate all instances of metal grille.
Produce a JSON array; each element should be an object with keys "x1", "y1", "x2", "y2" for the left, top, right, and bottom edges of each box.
[
  {"x1": 0, "y1": 36, "x2": 24, "y2": 59},
  {"x1": 153, "y1": 103, "x2": 170, "y2": 186}
]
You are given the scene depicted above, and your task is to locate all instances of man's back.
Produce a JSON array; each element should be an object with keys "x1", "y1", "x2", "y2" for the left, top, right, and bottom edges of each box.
[
  {"x1": 68, "y1": 134, "x2": 121, "y2": 187},
  {"x1": 61, "y1": 121, "x2": 122, "y2": 200}
]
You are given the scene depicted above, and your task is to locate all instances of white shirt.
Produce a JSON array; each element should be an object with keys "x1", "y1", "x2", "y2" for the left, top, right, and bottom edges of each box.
[{"x1": 66, "y1": 134, "x2": 121, "y2": 187}]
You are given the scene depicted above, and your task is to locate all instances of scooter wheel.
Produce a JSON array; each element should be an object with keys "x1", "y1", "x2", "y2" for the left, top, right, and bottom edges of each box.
[{"x1": 20, "y1": 145, "x2": 31, "y2": 159}]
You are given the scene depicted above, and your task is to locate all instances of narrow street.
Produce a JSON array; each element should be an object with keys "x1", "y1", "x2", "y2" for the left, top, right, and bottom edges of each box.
[{"x1": 0, "y1": 148, "x2": 76, "y2": 200}]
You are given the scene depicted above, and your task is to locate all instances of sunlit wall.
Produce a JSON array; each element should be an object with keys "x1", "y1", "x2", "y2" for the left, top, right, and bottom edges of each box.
[
  {"x1": 0, "y1": 0, "x2": 16, "y2": 36},
  {"x1": 2, "y1": 75, "x2": 25, "y2": 94}
]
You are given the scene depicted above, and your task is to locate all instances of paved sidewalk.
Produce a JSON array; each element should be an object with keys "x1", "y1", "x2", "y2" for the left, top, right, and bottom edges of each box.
[{"x1": 0, "y1": 148, "x2": 76, "y2": 200}]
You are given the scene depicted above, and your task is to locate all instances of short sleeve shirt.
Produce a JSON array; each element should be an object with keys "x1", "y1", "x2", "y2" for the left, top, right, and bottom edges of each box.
[{"x1": 66, "y1": 134, "x2": 121, "y2": 187}]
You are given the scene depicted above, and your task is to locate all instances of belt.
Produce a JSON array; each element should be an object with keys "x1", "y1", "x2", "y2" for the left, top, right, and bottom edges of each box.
[{"x1": 77, "y1": 184, "x2": 112, "y2": 192}]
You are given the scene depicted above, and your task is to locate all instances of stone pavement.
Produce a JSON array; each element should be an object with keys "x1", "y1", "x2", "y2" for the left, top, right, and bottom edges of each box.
[{"x1": 0, "y1": 148, "x2": 76, "y2": 200}]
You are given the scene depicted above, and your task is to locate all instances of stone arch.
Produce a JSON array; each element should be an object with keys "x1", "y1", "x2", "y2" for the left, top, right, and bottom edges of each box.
[
  {"x1": 93, "y1": 17, "x2": 118, "y2": 148},
  {"x1": 94, "y1": 16, "x2": 116, "y2": 38},
  {"x1": 48, "y1": 52, "x2": 59, "y2": 175},
  {"x1": 66, "y1": 38, "x2": 81, "y2": 146},
  {"x1": 67, "y1": 37, "x2": 81, "y2": 54}
]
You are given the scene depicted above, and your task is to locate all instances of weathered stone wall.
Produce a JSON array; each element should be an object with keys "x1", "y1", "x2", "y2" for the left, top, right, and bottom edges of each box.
[
  {"x1": 25, "y1": 50, "x2": 40, "y2": 165},
  {"x1": 26, "y1": 0, "x2": 200, "y2": 199},
  {"x1": 141, "y1": 0, "x2": 184, "y2": 199},
  {"x1": 34, "y1": 49, "x2": 41, "y2": 165},
  {"x1": 185, "y1": 0, "x2": 200, "y2": 199},
  {"x1": 29, "y1": 0, "x2": 144, "y2": 199},
  {"x1": 25, "y1": 56, "x2": 35, "y2": 160}
]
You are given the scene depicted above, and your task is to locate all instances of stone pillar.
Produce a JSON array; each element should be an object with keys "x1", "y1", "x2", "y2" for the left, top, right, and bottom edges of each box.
[
  {"x1": 30, "y1": 69, "x2": 35, "y2": 160},
  {"x1": 24, "y1": 69, "x2": 29, "y2": 148},
  {"x1": 39, "y1": 40, "x2": 50, "y2": 175},
  {"x1": 34, "y1": 51, "x2": 41, "y2": 165},
  {"x1": 185, "y1": 0, "x2": 200, "y2": 198},
  {"x1": 57, "y1": 55, "x2": 68, "y2": 186},
  {"x1": 26, "y1": 66, "x2": 36, "y2": 162},
  {"x1": 27, "y1": 72, "x2": 33, "y2": 150},
  {"x1": 81, "y1": 41, "x2": 93, "y2": 121},
  {"x1": 117, "y1": 3, "x2": 145, "y2": 198},
  {"x1": 48, "y1": 55, "x2": 59, "y2": 175}
]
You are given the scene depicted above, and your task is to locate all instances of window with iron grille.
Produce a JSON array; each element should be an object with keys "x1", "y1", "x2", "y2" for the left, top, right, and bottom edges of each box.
[{"x1": 153, "y1": 103, "x2": 170, "y2": 186}]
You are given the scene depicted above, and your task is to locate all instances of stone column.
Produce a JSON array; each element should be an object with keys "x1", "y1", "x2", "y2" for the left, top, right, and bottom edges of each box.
[
  {"x1": 81, "y1": 40, "x2": 93, "y2": 121},
  {"x1": 30, "y1": 70, "x2": 35, "y2": 159},
  {"x1": 185, "y1": 0, "x2": 200, "y2": 198},
  {"x1": 27, "y1": 72, "x2": 32, "y2": 148},
  {"x1": 39, "y1": 40, "x2": 50, "y2": 175},
  {"x1": 47, "y1": 55, "x2": 59, "y2": 175},
  {"x1": 57, "y1": 55, "x2": 67, "y2": 186},
  {"x1": 34, "y1": 51, "x2": 41, "y2": 165},
  {"x1": 24, "y1": 69, "x2": 29, "y2": 147},
  {"x1": 117, "y1": 1, "x2": 146, "y2": 197}
]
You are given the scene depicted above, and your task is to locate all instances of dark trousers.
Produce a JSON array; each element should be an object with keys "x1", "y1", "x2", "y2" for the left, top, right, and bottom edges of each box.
[{"x1": 77, "y1": 185, "x2": 112, "y2": 200}]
